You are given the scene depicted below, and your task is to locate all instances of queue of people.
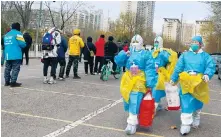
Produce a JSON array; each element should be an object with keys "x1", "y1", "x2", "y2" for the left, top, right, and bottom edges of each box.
[{"x1": 40, "y1": 27, "x2": 124, "y2": 84}]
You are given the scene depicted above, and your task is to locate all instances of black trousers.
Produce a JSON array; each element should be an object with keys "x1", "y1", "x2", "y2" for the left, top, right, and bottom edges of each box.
[
  {"x1": 66, "y1": 55, "x2": 79, "y2": 76},
  {"x1": 94, "y1": 56, "x2": 104, "y2": 73},
  {"x1": 43, "y1": 57, "x2": 57, "y2": 78},
  {"x1": 56, "y1": 58, "x2": 66, "y2": 78},
  {"x1": 22, "y1": 48, "x2": 29, "y2": 65},
  {"x1": 84, "y1": 57, "x2": 94, "y2": 74}
]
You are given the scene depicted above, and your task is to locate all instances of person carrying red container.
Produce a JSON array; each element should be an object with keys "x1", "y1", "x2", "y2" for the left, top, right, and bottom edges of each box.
[{"x1": 114, "y1": 34, "x2": 156, "y2": 135}]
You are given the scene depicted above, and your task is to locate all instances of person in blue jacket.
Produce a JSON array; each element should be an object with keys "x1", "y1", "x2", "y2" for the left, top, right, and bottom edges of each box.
[
  {"x1": 170, "y1": 36, "x2": 215, "y2": 135},
  {"x1": 56, "y1": 31, "x2": 68, "y2": 80},
  {"x1": 115, "y1": 34, "x2": 156, "y2": 135},
  {"x1": 4, "y1": 22, "x2": 26, "y2": 87},
  {"x1": 152, "y1": 36, "x2": 173, "y2": 113}
]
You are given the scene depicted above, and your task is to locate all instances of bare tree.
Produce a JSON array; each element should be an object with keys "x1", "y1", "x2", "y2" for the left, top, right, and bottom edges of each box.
[
  {"x1": 13, "y1": 1, "x2": 34, "y2": 29},
  {"x1": 204, "y1": 1, "x2": 221, "y2": 34},
  {"x1": 1, "y1": 1, "x2": 20, "y2": 26},
  {"x1": 45, "y1": 1, "x2": 85, "y2": 30}
]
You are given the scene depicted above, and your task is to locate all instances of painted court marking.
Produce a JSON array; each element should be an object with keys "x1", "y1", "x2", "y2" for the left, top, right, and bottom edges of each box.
[
  {"x1": 13, "y1": 87, "x2": 117, "y2": 102},
  {"x1": 41, "y1": 98, "x2": 123, "y2": 137},
  {"x1": 1, "y1": 109, "x2": 163, "y2": 137}
]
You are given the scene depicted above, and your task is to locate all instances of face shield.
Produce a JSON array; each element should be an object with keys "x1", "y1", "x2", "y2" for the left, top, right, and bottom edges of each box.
[
  {"x1": 154, "y1": 36, "x2": 163, "y2": 50},
  {"x1": 130, "y1": 34, "x2": 144, "y2": 51}
]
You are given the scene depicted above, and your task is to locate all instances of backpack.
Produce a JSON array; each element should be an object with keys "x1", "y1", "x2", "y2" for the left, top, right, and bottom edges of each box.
[{"x1": 42, "y1": 32, "x2": 54, "y2": 50}]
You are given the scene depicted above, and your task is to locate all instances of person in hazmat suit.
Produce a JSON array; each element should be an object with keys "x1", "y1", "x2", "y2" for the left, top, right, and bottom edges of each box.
[
  {"x1": 170, "y1": 35, "x2": 215, "y2": 135},
  {"x1": 151, "y1": 36, "x2": 178, "y2": 114},
  {"x1": 114, "y1": 34, "x2": 156, "y2": 135}
]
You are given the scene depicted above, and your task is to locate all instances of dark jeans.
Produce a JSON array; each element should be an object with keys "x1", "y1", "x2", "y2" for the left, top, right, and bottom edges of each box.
[
  {"x1": 104, "y1": 56, "x2": 117, "y2": 71},
  {"x1": 43, "y1": 57, "x2": 57, "y2": 78},
  {"x1": 94, "y1": 56, "x2": 104, "y2": 73},
  {"x1": 56, "y1": 57, "x2": 66, "y2": 78},
  {"x1": 66, "y1": 55, "x2": 79, "y2": 76},
  {"x1": 22, "y1": 48, "x2": 29, "y2": 65},
  {"x1": 4, "y1": 59, "x2": 21, "y2": 83},
  {"x1": 84, "y1": 57, "x2": 94, "y2": 74}
]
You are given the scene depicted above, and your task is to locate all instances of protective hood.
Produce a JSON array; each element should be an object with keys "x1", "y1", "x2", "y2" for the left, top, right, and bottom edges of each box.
[
  {"x1": 130, "y1": 34, "x2": 144, "y2": 50},
  {"x1": 154, "y1": 36, "x2": 163, "y2": 50}
]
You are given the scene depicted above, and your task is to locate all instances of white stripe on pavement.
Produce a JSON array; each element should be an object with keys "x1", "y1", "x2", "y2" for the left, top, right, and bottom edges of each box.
[
  {"x1": 1, "y1": 110, "x2": 163, "y2": 137},
  {"x1": 14, "y1": 87, "x2": 117, "y2": 102},
  {"x1": 42, "y1": 98, "x2": 123, "y2": 137}
]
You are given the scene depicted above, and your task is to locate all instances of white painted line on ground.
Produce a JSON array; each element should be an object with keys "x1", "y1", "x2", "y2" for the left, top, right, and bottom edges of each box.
[
  {"x1": 81, "y1": 123, "x2": 163, "y2": 137},
  {"x1": 73, "y1": 80, "x2": 120, "y2": 88},
  {"x1": 1, "y1": 110, "x2": 73, "y2": 124},
  {"x1": 14, "y1": 87, "x2": 117, "y2": 102},
  {"x1": 210, "y1": 99, "x2": 221, "y2": 102},
  {"x1": 201, "y1": 112, "x2": 221, "y2": 117},
  {"x1": 209, "y1": 83, "x2": 221, "y2": 88},
  {"x1": 1, "y1": 110, "x2": 163, "y2": 137},
  {"x1": 42, "y1": 98, "x2": 123, "y2": 137}
]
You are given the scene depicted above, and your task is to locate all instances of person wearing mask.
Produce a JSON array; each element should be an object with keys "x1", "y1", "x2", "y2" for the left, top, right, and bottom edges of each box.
[
  {"x1": 170, "y1": 36, "x2": 215, "y2": 135},
  {"x1": 22, "y1": 31, "x2": 32, "y2": 65},
  {"x1": 66, "y1": 29, "x2": 84, "y2": 79},
  {"x1": 83, "y1": 36, "x2": 96, "y2": 75},
  {"x1": 151, "y1": 36, "x2": 178, "y2": 114},
  {"x1": 4, "y1": 23, "x2": 26, "y2": 87},
  {"x1": 104, "y1": 36, "x2": 118, "y2": 73},
  {"x1": 1, "y1": 28, "x2": 11, "y2": 67},
  {"x1": 56, "y1": 30, "x2": 68, "y2": 80},
  {"x1": 114, "y1": 34, "x2": 156, "y2": 135},
  {"x1": 42, "y1": 27, "x2": 61, "y2": 84},
  {"x1": 94, "y1": 35, "x2": 105, "y2": 75}
]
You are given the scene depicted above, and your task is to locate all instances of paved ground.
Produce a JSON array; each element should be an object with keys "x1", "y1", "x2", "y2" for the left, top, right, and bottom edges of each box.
[{"x1": 1, "y1": 59, "x2": 221, "y2": 137}]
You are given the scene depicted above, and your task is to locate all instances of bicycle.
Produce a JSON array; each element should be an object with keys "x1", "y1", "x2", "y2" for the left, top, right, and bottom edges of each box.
[{"x1": 100, "y1": 59, "x2": 122, "y2": 81}]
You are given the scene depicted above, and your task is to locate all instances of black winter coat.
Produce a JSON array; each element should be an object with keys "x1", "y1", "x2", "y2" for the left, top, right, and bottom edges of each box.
[
  {"x1": 23, "y1": 32, "x2": 32, "y2": 50},
  {"x1": 83, "y1": 42, "x2": 96, "y2": 60},
  {"x1": 104, "y1": 41, "x2": 118, "y2": 57}
]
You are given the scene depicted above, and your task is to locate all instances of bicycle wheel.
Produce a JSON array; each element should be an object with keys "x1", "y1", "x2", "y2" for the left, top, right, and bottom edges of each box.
[
  {"x1": 100, "y1": 65, "x2": 109, "y2": 81},
  {"x1": 113, "y1": 66, "x2": 122, "y2": 79}
]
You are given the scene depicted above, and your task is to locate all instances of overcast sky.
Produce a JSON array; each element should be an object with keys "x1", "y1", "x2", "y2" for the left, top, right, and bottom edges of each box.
[{"x1": 33, "y1": 1, "x2": 211, "y2": 34}]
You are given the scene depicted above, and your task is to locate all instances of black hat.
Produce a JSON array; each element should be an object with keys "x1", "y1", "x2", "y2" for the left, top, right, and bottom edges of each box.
[
  {"x1": 100, "y1": 35, "x2": 105, "y2": 38},
  {"x1": 108, "y1": 36, "x2": 114, "y2": 41},
  {"x1": 87, "y1": 36, "x2": 93, "y2": 42},
  {"x1": 11, "y1": 22, "x2": 21, "y2": 31}
]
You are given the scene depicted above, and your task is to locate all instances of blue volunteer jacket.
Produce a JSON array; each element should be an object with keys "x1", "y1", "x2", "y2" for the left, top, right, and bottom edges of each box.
[
  {"x1": 57, "y1": 36, "x2": 68, "y2": 58},
  {"x1": 4, "y1": 29, "x2": 26, "y2": 60}
]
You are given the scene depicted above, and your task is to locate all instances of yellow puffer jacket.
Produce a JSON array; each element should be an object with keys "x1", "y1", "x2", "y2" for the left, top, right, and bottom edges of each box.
[{"x1": 68, "y1": 35, "x2": 84, "y2": 56}]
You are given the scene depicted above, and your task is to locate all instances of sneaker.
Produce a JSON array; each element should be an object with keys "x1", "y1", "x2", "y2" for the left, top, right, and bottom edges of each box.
[
  {"x1": 10, "y1": 82, "x2": 22, "y2": 87},
  {"x1": 94, "y1": 72, "x2": 98, "y2": 75},
  {"x1": 43, "y1": 77, "x2": 48, "y2": 84},
  {"x1": 91, "y1": 73, "x2": 95, "y2": 75},
  {"x1": 66, "y1": 75, "x2": 69, "y2": 78},
  {"x1": 4, "y1": 82, "x2": 10, "y2": 86},
  {"x1": 85, "y1": 73, "x2": 88, "y2": 76},
  {"x1": 73, "y1": 75, "x2": 81, "y2": 79},
  {"x1": 58, "y1": 77, "x2": 65, "y2": 81},
  {"x1": 48, "y1": 77, "x2": 56, "y2": 84},
  {"x1": 98, "y1": 73, "x2": 101, "y2": 75}
]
